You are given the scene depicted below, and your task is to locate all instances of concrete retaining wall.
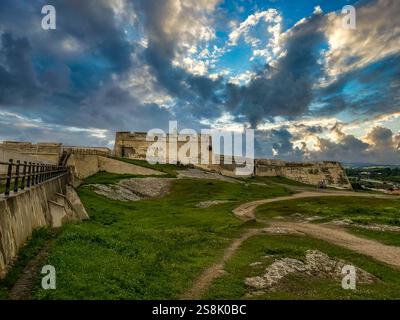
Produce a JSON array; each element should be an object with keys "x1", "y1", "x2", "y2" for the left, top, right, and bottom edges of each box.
[{"x1": 0, "y1": 174, "x2": 70, "y2": 277}]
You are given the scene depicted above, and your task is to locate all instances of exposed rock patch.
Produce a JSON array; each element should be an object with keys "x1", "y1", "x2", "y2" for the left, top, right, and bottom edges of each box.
[
  {"x1": 262, "y1": 226, "x2": 305, "y2": 236},
  {"x1": 305, "y1": 216, "x2": 325, "y2": 222},
  {"x1": 245, "y1": 250, "x2": 376, "y2": 294},
  {"x1": 91, "y1": 178, "x2": 173, "y2": 201},
  {"x1": 196, "y1": 200, "x2": 231, "y2": 208}
]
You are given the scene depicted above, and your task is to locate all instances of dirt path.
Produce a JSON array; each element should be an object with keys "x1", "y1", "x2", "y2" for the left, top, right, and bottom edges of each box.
[
  {"x1": 233, "y1": 191, "x2": 395, "y2": 220},
  {"x1": 182, "y1": 191, "x2": 398, "y2": 299},
  {"x1": 181, "y1": 228, "x2": 261, "y2": 300},
  {"x1": 268, "y1": 221, "x2": 400, "y2": 269},
  {"x1": 233, "y1": 191, "x2": 400, "y2": 268},
  {"x1": 9, "y1": 240, "x2": 54, "y2": 300}
]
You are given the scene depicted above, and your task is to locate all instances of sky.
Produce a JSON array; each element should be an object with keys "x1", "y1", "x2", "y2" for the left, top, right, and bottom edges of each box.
[{"x1": 0, "y1": 0, "x2": 399, "y2": 164}]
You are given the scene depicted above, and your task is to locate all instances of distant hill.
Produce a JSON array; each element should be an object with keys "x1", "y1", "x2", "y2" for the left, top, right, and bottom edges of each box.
[{"x1": 343, "y1": 162, "x2": 400, "y2": 169}]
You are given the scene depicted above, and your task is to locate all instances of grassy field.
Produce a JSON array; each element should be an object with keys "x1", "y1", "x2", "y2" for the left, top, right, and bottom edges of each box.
[
  {"x1": 30, "y1": 172, "x2": 289, "y2": 299},
  {"x1": 255, "y1": 196, "x2": 400, "y2": 226},
  {"x1": 203, "y1": 234, "x2": 400, "y2": 299},
  {"x1": 345, "y1": 227, "x2": 400, "y2": 247},
  {"x1": 246, "y1": 176, "x2": 315, "y2": 188},
  {"x1": 2, "y1": 165, "x2": 400, "y2": 300}
]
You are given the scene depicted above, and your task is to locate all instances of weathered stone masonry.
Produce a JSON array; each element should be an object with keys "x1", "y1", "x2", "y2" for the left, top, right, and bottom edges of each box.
[{"x1": 114, "y1": 131, "x2": 352, "y2": 189}]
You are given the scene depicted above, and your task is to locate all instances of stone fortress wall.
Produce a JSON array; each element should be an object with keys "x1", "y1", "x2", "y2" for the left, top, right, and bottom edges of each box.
[
  {"x1": 0, "y1": 141, "x2": 62, "y2": 165},
  {"x1": 115, "y1": 131, "x2": 352, "y2": 189},
  {"x1": 0, "y1": 134, "x2": 353, "y2": 189},
  {"x1": 114, "y1": 131, "x2": 214, "y2": 164},
  {"x1": 255, "y1": 159, "x2": 352, "y2": 189},
  {"x1": 0, "y1": 141, "x2": 112, "y2": 175}
]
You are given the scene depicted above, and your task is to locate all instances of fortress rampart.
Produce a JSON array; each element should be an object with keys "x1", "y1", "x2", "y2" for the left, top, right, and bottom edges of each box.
[
  {"x1": 114, "y1": 131, "x2": 213, "y2": 164},
  {"x1": 114, "y1": 131, "x2": 352, "y2": 189},
  {"x1": 255, "y1": 159, "x2": 352, "y2": 189}
]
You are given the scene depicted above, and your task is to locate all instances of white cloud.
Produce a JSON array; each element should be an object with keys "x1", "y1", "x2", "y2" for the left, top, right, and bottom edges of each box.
[
  {"x1": 228, "y1": 70, "x2": 255, "y2": 85},
  {"x1": 160, "y1": 0, "x2": 220, "y2": 76},
  {"x1": 227, "y1": 9, "x2": 283, "y2": 63},
  {"x1": 313, "y1": 5, "x2": 323, "y2": 15},
  {"x1": 323, "y1": 0, "x2": 400, "y2": 79}
]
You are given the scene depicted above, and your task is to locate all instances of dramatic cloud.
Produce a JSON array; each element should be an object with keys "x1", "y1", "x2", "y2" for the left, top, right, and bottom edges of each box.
[
  {"x1": 324, "y1": 0, "x2": 400, "y2": 79},
  {"x1": 0, "y1": 0, "x2": 398, "y2": 163},
  {"x1": 0, "y1": 32, "x2": 40, "y2": 105},
  {"x1": 227, "y1": 9, "x2": 283, "y2": 62},
  {"x1": 133, "y1": 0, "x2": 224, "y2": 121},
  {"x1": 225, "y1": 12, "x2": 327, "y2": 127}
]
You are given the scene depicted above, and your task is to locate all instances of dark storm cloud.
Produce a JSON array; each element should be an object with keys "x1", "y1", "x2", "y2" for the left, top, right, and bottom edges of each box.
[
  {"x1": 0, "y1": 0, "x2": 134, "y2": 73},
  {"x1": 254, "y1": 128, "x2": 306, "y2": 160},
  {"x1": 225, "y1": 13, "x2": 327, "y2": 128},
  {"x1": 133, "y1": 0, "x2": 224, "y2": 120},
  {"x1": 308, "y1": 126, "x2": 400, "y2": 165},
  {"x1": 254, "y1": 124, "x2": 400, "y2": 165},
  {"x1": 0, "y1": 32, "x2": 40, "y2": 105},
  {"x1": 79, "y1": 85, "x2": 174, "y2": 132},
  {"x1": 314, "y1": 54, "x2": 400, "y2": 118},
  {"x1": 312, "y1": 96, "x2": 346, "y2": 117},
  {"x1": 0, "y1": 0, "x2": 140, "y2": 130}
]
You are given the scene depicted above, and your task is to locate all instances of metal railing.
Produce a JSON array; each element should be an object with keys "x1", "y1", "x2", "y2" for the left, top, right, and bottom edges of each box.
[{"x1": 0, "y1": 159, "x2": 69, "y2": 197}]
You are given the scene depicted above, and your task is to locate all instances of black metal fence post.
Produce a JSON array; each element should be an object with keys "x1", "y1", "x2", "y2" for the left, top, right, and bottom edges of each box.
[
  {"x1": 35, "y1": 163, "x2": 39, "y2": 185},
  {"x1": 5, "y1": 159, "x2": 13, "y2": 197},
  {"x1": 32, "y1": 163, "x2": 36, "y2": 186},
  {"x1": 14, "y1": 160, "x2": 20, "y2": 193},
  {"x1": 39, "y1": 164, "x2": 43, "y2": 183},
  {"x1": 21, "y1": 161, "x2": 27, "y2": 190},
  {"x1": 27, "y1": 162, "x2": 32, "y2": 188}
]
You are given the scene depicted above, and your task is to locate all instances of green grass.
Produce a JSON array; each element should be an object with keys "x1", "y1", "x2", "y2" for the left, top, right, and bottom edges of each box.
[
  {"x1": 112, "y1": 157, "x2": 186, "y2": 177},
  {"x1": 32, "y1": 172, "x2": 289, "y2": 299},
  {"x1": 247, "y1": 176, "x2": 315, "y2": 187},
  {"x1": 0, "y1": 228, "x2": 55, "y2": 299},
  {"x1": 346, "y1": 227, "x2": 400, "y2": 247},
  {"x1": 8, "y1": 168, "x2": 399, "y2": 300},
  {"x1": 256, "y1": 197, "x2": 400, "y2": 226},
  {"x1": 203, "y1": 234, "x2": 400, "y2": 299}
]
